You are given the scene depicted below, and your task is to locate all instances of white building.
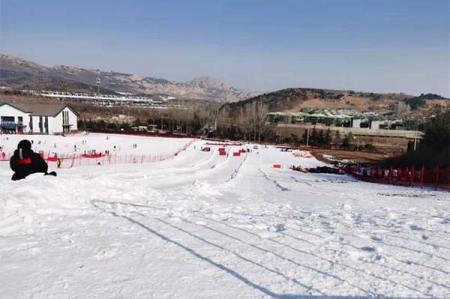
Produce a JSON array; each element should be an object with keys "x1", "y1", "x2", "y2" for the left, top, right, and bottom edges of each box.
[
  {"x1": 0, "y1": 102, "x2": 78, "y2": 134},
  {"x1": 370, "y1": 120, "x2": 382, "y2": 130},
  {"x1": 351, "y1": 118, "x2": 362, "y2": 128}
]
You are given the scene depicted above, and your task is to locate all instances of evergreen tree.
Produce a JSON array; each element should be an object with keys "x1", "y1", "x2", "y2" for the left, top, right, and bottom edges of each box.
[
  {"x1": 310, "y1": 127, "x2": 318, "y2": 146},
  {"x1": 318, "y1": 130, "x2": 325, "y2": 145},
  {"x1": 382, "y1": 110, "x2": 450, "y2": 168},
  {"x1": 342, "y1": 134, "x2": 350, "y2": 149},
  {"x1": 302, "y1": 130, "x2": 308, "y2": 144},
  {"x1": 324, "y1": 128, "x2": 332, "y2": 147},
  {"x1": 342, "y1": 132, "x2": 354, "y2": 149},
  {"x1": 334, "y1": 130, "x2": 342, "y2": 148},
  {"x1": 133, "y1": 118, "x2": 142, "y2": 126}
]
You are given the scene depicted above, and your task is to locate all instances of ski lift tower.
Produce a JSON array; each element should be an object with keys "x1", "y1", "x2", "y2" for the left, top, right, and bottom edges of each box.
[{"x1": 96, "y1": 69, "x2": 101, "y2": 95}]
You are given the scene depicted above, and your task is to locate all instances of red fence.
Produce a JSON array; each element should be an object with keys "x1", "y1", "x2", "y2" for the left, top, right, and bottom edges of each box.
[
  {"x1": 345, "y1": 165, "x2": 450, "y2": 190},
  {"x1": 89, "y1": 130, "x2": 193, "y2": 139},
  {"x1": 52, "y1": 153, "x2": 175, "y2": 168},
  {"x1": 0, "y1": 139, "x2": 196, "y2": 169}
]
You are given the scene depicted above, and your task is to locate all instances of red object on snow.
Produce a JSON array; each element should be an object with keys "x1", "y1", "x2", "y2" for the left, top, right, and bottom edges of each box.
[
  {"x1": 218, "y1": 148, "x2": 226, "y2": 156},
  {"x1": 273, "y1": 164, "x2": 282, "y2": 168},
  {"x1": 233, "y1": 152, "x2": 241, "y2": 157}
]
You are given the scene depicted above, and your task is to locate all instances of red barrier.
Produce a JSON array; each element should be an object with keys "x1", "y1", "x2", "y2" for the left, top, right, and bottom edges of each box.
[
  {"x1": 0, "y1": 139, "x2": 197, "y2": 169},
  {"x1": 273, "y1": 164, "x2": 282, "y2": 168},
  {"x1": 233, "y1": 152, "x2": 241, "y2": 157},
  {"x1": 89, "y1": 130, "x2": 193, "y2": 139},
  {"x1": 346, "y1": 164, "x2": 449, "y2": 189},
  {"x1": 81, "y1": 153, "x2": 103, "y2": 159}
]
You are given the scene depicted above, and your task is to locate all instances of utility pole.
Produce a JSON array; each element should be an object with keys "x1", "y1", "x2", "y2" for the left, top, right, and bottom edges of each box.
[
  {"x1": 413, "y1": 122, "x2": 418, "y2": 151},
  {"x1": 96, "y1": 69, "x2": 101, "y2": 95},
  {"x1": 306, "y1": 128, "x2": 310, "y2": 146}
]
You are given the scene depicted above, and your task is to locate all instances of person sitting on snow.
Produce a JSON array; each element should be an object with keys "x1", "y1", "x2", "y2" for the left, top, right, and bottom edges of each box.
[{"x1": 10, "y1": 140, "x2": 56, "y2": 181}]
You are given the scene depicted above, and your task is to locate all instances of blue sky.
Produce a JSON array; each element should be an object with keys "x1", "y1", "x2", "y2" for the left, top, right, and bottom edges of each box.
[{"x1": 1, "y1": 0, "x2": 449, "y2": 96}]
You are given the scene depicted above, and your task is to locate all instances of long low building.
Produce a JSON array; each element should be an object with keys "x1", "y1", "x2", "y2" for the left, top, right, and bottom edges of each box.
[
  {"x1": 0, "y1": 101, "x2": 78, "y2": 134},
  {"x1": 274, "y1": 123, "x2": 423, "y2": 153}
]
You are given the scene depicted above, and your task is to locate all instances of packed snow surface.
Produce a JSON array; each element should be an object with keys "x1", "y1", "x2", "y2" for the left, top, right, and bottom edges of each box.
[{"x1": 1, "y1": 133, "x2": 449, "y2": 298}]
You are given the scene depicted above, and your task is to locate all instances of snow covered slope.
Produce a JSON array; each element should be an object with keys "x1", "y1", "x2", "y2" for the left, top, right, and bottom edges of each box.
[
  {"x1": 0, "y1": 133, "x2": 192, "y2": 156},
  {"x1": 0, "y1": 134, "x2": 449, "y2": 298}
]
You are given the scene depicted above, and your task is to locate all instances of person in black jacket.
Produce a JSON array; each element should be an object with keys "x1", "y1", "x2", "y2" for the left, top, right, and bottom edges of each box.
[{"x1": 10, "y1": 140, "x2": 56, "y2": 181}]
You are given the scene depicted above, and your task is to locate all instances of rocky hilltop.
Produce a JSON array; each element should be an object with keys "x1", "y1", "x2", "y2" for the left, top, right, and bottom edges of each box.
[{"x1": 0, "y1": 54, "x2": 259, "y2": 102}]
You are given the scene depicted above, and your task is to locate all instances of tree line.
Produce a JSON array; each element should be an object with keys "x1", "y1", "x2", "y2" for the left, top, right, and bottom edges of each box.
[{"x1": 383, "y1": 110, "x2": 450, "y2": 168}]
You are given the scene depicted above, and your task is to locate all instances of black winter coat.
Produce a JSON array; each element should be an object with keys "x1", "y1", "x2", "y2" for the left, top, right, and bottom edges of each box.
[{"x1": 10, "y1": 148, "x2": 48, "y2": 180}]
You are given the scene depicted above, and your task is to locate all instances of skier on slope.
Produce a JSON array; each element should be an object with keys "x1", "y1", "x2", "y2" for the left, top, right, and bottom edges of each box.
[{"x1": 10, "y1": 140, "x2": 56, "y2": 181}]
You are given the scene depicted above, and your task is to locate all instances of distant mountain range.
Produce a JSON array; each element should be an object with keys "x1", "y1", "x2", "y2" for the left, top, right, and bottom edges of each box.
[{"x1": 0, "y1": 54, "x2": 259, "y2": 102}]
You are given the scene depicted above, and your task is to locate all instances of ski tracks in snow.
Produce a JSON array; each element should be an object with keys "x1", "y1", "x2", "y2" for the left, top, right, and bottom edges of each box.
[
  {"x1": 1, "y1": 139, "x2": 450, "y2": 298},
  {"x1": 90, "y1": 194, "x2": 450, "y2": 298}
]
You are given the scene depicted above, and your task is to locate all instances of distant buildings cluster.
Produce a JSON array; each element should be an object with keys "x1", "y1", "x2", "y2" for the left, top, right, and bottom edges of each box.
[
  {"x1": 267, "y1": 108, "x2": 405, "y2": 130},
  {"x1": 27, "y1": 90, "x2": 174, "y2": 108}
]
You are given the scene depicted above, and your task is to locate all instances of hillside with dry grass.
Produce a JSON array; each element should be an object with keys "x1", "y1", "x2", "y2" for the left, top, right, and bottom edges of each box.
[{"x1": 220, "y1": 88, "x2": 448, "y2": 120}]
